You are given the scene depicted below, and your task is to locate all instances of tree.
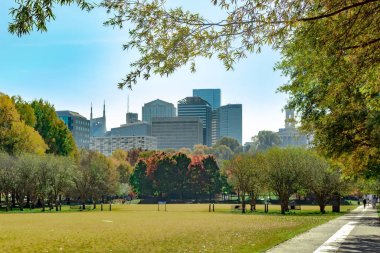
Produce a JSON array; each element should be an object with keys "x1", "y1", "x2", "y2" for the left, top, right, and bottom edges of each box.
[
  {"x1": 250, "y1": 131, "x2": 281, "y2": 152},
  {"x1": 0, "y1": 153, "x2": 16, "y2": 211},
  {"x1": 74, "y1": 150, "x2": 118, "y2": 209},
  {"x1": 31, "y1": 99, "x2": 77, "y2": 156},
  {"x1": 215, "y1": 137, "x2": 242, "y2": 153},
  {"x1": 14, "y1": 154, "x2": 39, "y2": 211},
  {"x1": 276, "y1": 16, "x2": 380, "y2": 176},
  {"x1": 101, "y1": 0, "x2": 379, "y2": 88},
  {"x1": 202, "y1": 155, "x2": 222, "y2": 202},
  {"x1": 306, "y1": 156, "x2": 345, "y2": 213},
  {"x1": 0, "y1": 94, "x2": 47, "y2": 155},
  {"x1": 225, "y1": 154, "x2": 256, "y2": 213},
  {"x1": 48, "y1": 156, "x2": 76, "y2": 211},
  {"x1": 7, "y1": 0, "x2": 92, "y2": 36},
  {"x1": 172, "y1": 152, "x2": 191, "y2": 200},
  {"x1": 129, "y1": 160, "x2": 153, "y2": 197},
  {"x1": 12, "y1": 96, "x2": 36, "y2": 127},
  {"x1": 264, "y1": 148, "x2": 309, "y2": 214}
]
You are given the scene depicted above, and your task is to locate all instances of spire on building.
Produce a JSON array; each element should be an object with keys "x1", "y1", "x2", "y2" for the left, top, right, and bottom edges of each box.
[
  {"x1": 90, "y1": 102, "x2": 93, "y2": 120},
  {"x1": 103, "y1": 100, "x2": 106, "y2": 118}
]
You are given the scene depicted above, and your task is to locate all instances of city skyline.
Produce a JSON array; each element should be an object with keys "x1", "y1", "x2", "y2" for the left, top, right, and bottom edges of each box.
[{"x1": 0, "y1": 3, "x2": 288, "y2": 144}]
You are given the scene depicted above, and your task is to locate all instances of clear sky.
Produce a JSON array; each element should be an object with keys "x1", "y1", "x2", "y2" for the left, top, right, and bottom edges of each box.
[{"x1": 0, "y1": 2, "x2": 289, "y2": 144}]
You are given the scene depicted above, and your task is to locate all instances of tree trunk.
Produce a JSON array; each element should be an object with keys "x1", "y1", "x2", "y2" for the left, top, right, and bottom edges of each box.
[
  {"x1": 250, "y1": 192, "x2": 256, "y2": 212},
  {"x1": 280, "y1": 197, "x2": 289, "y2": 215},
  {"x1": 319, "y1": 204, "x2": 326, "y2": 214},
  {"x1": 93, "y1": 200, "x2": 97, "y2": 209},
  {"x1": 241, "y1": 192, "x2": 246, "y2": 214},
  {"x1": 11, "y1": 192, "x2": 16, "y2": 208},
  {"x1": 41, "y1": 199, "x2": 45, "y2": 212},
  {"x1": 5, "y1": 194, "x2": 9, "y2": 212},
  {"x1": 82, "y1": 201, "x2": 86, "y2": 210}
]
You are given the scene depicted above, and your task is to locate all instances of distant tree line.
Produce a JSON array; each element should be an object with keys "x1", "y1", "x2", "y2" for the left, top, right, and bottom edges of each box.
[
  {"x1": 129, "y1": 152, "x2": 227, "y2": 201},
  {"x1": 0, "y1": 149, "x2": 133, "y2": 211}
]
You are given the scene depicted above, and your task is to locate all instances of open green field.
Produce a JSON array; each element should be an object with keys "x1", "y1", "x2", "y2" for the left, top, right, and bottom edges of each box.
[{"x1": 0, "y1": 204, "x2": 355, "y2": 253}]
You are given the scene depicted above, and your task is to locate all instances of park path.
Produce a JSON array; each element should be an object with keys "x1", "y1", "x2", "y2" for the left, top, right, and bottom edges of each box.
[{"x1": 266, "y1": 205, "x2": 380, "y2": 253}]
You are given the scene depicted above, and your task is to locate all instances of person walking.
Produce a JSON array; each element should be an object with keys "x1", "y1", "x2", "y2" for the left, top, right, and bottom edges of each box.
[
  {"x1": 363, "y1": 198, "x2": 367, "y2": 209},
  {"x1": 371, "y1": 196, "x2": 377, "y2": 208}
]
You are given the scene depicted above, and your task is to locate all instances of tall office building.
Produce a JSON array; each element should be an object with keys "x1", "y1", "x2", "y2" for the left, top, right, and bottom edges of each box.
[
  {"x1": 142, "y1": 99, "x2": 176, "y2": 123},
  {"x1": 152, "y1": 117, "x2": 203, "y2": 150},
  {"x1": 56, "y1": 111, "x2": 90, "y2": 149},
  {"x1": 126, "y1": 112, "x2": 138, "y2": 124},
  {"x1": 90, "y1": 102, "x2": 107, "y2": 137},
  {"x1": 277, "y1": 109, "x2": 309, "y2": 147},
  {"x1": 193, "y1": 89, "x2": 221, "y2": 110},
  {"x1": 216, "y1": 104, "x2": 242, "y2": 144},
  {"x1": 178, "y1": 97, "x2": 212, "y2": 146}
]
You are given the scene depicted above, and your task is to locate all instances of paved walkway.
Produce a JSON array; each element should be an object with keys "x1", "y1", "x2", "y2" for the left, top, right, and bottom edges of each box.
[{"x1": 266, "y1": 206, "x2": 380, "y2": 253}]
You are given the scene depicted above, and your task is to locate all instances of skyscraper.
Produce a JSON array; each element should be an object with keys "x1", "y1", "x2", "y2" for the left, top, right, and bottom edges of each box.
[
  {"x1": 178, "y1": 97, "x2": 212, "y2": 146},
  {"x1": 90, "y1": 102, "x2": 107, "y2": 137},
  {"x1": 193, "y1": 89, "x2": 221, "y2": 110},
  {"x1": 126, "y1": 112, "x2": 138, "y2": 124},
  {"x1": 152, "y1": 117, "x2": 203, "y2": 150},
  {"x1": 216, "y1": 104, "x2": 242, "y2": 144},
  {"x1": 56, "y1": 110, "x2": 90, "y2": 149},
  {"x1": 142, "y1": 99, "x2": 176, "y2": 123}
]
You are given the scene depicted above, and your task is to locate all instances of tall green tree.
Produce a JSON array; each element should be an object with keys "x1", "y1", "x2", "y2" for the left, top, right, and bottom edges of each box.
[
  {"x1": 277, "y1": 16, "x2": 380, "y2": 176},
  {"x1": 264, "y1": 148, "x2": 309, "y2": 214},
  {"x1": 0, "y1": 94, "x2": 47, "y2": 155},
  {"x1": 251, "y1": 131, "x2": 281, "y2": 152},
  {"x1": 31, "y1": 99, "x2": 77, "y2": 156},
  {"x1": 215, "y1": 137, "x2": 242, "y2": 153}
]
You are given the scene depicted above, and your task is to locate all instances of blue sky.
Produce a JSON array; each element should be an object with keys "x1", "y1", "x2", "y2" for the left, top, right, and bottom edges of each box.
[{"x1": 0, "y1": 1, "x2": 288, "y2": 143}]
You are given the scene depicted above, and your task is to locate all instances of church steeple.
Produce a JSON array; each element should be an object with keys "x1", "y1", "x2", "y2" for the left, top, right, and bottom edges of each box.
[{"x1": 103, "y1": 100, "x2": 106, "y2": 118}]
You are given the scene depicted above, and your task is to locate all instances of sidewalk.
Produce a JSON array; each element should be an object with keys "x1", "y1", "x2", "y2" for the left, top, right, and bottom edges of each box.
[{"x1": 266, "y1": 206, "x2": 380, "y2": 253}]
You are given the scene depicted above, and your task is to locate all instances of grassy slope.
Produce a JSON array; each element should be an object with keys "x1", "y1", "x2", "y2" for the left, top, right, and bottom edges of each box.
[{"x1": 0, "y1": 204, "x2": 354, "y2": 253}]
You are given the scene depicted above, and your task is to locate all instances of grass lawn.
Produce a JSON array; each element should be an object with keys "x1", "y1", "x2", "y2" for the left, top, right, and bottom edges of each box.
[{"x1": 0, "y1": 204, "x2": 355, "y2": 253}]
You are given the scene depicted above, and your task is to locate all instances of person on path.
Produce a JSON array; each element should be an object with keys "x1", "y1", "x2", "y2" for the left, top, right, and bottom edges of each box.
[
  {"x1": 363, "y1": 198, "x2": 367, "y2": 209},
  {"x1": 371, "y1": 196, "x2": 377, "y2": 208}
]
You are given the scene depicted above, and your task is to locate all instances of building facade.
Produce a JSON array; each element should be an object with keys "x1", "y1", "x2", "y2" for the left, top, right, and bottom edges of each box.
[
  {"x1": 151, "y1": 117, "x2": 203, "y2": 150},
  {"x1": 277, "y1": 109, "x2": 309, "y2": 147},
  {"x1": 192, "y1": 89, "x2": 221, "y2": 110},
  {"x1": 126, "y1": 112, "x2": 138, "y2": 124},
  {"x1": 216, "y1": 104, "x2": 243, "y2": 144},
  {"x1": 56, "y1": 110, "x2": 90, "y2": 149},
  {"x1": 90, "y1": 102, "x2": 107, "y2": 137},
  {"x1": 142, "y1": 99, "x2": 176, "y2": 123},
  {"x1": 178, "y1": 97, "x2": 212, "y2": 146},
  {"x1": 110, "y1": 122, "x2": 151, "y2": 137},
  {"x1": 90, "y1": 136, "x2": 157, "y2": 156}
]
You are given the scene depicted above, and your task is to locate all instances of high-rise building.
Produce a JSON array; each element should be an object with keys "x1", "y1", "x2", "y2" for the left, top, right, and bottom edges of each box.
[
  {"x1": 56, "y1": 110, "x2": 90, "y2": 149},
  {"x1": 193, "y1": 89, "x2": 221, "y2": 110},
  {"x1": 277, "y1": 109, "x2": 309, "y2": 147},
  {"x1": 178, "y1": 97, "x2": 212, "y2": 146},
  {"x1": 216, "y1": 104, "x2": 242, "y2": 144},
  {"x1": 126, "y1": 112, "x2": 138, "y2": 124},
  {"x1": 152, "y1": 117, "x2": 203, "y2": 150},
  {"x1": 142, "y1": 99, "x2": 176, "y2": 123},
  {"x1": 90, "y1": 136, "x2": 157, "y2": 156},
  {"x1": 90, "y1": 102, "x2": 107, "y2": 137}
]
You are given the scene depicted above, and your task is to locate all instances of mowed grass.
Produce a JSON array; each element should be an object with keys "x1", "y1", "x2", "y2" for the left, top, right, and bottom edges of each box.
[{"x1": 0, "y1": 204, "x2": 354, "y2": 253}]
